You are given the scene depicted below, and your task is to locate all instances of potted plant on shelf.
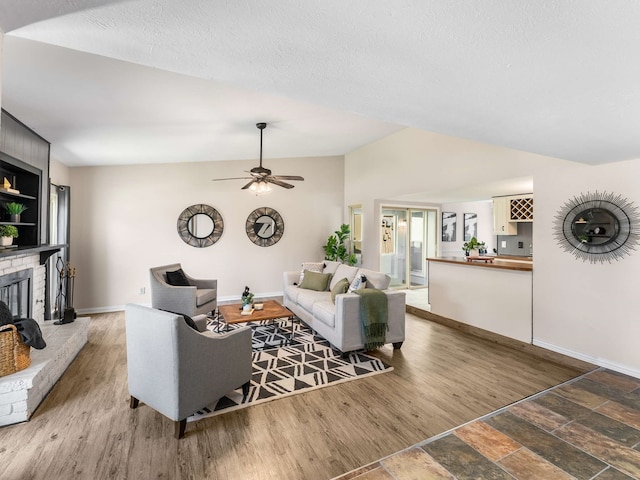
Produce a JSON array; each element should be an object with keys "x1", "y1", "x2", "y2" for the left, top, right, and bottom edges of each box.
[
  {"x1": 5, "y1": 202, "x2": 27, "y2": 223},
  {"x1": 0, "y1": 225, "x2": 19, "y2": 246},
  {"x1": 462, "y1": 236, "x2": 486, "y2": 257},
  {"x1": 323, "y1": 224, "x2": 357, "y2": 266}
]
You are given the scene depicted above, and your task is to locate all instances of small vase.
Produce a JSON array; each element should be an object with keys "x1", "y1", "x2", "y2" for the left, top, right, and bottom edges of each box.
[
  {"x1": 0, "y1": 236, "x2": 13, "y2": 246},
  {"x1": 10, "y1": 214, "x2": 20, "y2": 223}
]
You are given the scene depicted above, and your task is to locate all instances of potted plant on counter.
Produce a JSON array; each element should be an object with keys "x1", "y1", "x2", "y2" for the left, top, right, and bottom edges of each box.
[
  {"x1": 462, "y1": 237, "x2": 486, "y2": 257},
  {"x1": 5, "y1": 202, "x2": 27, "y2": 223},
  {"x1": 0, "y1": 225, "x2": 19, "y2": 246}
]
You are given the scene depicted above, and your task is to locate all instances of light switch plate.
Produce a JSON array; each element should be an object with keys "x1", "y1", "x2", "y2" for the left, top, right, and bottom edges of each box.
[{"x1": 501, "y1": 241, "x2": 507, "y2": 248}]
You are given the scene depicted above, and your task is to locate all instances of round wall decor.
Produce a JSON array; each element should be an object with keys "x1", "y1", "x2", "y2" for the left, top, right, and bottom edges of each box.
[
  {"x1": 246, "y1": 207, "x2": 284, "y2": 247},
  {"x1": 177, "y1": 204, "x2": 224, "y2": 248},
  {"x1": 554, "y1": 191, "x2": 640, "y2": 263}
]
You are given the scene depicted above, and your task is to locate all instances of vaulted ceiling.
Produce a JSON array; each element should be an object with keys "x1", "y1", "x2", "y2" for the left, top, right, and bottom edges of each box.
[{"x1": 1, "y1": 1, "x2": 639, "y2": 168}]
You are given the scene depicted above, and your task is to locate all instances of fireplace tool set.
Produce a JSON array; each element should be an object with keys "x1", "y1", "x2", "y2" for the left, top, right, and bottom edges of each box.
[{"x1": 53, "y1": 257, "x2": 77, "y2": 325}]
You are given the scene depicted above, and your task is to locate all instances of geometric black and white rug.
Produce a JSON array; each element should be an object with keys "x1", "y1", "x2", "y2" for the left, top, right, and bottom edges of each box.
[{"x1": 188, "y1": 318, "x2": 393, "y2": 421}]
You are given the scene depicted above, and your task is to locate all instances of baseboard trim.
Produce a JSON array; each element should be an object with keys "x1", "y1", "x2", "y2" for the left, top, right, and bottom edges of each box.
[
  {"x1": 409, "y1": 307, "x2": 596, "y2": 373},
  {"x1": 76, "y1": 291, "x2": 285, "y2": 316},
  {"x1": 77, "y1": 305, "x2": 127, "y2": 315},
  {"x1": 533, "y1": 339, "x2": 640, "y2": 379}
]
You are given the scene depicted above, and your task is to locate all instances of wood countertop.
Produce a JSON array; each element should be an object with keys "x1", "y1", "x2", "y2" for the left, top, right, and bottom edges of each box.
[{"x1": 427, "y1": 256, "x2": 533, "y2": 272}]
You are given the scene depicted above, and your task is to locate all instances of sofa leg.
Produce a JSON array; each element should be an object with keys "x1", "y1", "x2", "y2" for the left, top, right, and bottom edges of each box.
[
  {"x1": 242, "y1": 381, "x2": 250, "y2": 398},
  {"x1": 175, "y1": 419, "x2": 187, "y2": 439},
  {"x1": 393, "y1": 342, "x2": 403, "y2": 349},
  {"x1": 130, "y1": 396, "x2": 139, "y2": 409}
]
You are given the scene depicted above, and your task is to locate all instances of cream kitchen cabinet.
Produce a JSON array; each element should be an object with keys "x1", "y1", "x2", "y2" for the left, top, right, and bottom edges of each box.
[{"x1": 493, "y1": 197, "x2": 517, "y2": 235}]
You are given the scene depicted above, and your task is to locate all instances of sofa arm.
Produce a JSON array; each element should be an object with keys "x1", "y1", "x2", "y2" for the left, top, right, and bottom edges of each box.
[
  {"x1": 283, "y1": 271, "x2": 300, "y2": 288},
  {"x1": 189, "y1": 278, "x2": 217, "y2": 290},
  {"x1": 334, "y1": 290, "x2": 406, "y2": 351}
]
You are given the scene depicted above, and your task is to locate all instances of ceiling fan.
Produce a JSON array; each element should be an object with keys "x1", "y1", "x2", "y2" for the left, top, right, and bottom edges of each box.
[{"x1": 212, "y1": 122, "x2": 304, "y2": 192}]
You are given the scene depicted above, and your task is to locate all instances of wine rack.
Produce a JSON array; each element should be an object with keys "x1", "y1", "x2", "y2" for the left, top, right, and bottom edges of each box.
[{"x1": 510, "y1": 197, "x2": 533, "y2": 221}]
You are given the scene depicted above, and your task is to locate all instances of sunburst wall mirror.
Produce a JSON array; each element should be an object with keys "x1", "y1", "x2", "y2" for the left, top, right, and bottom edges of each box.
[{"x1": 554, "y1": 191, "x2": 640, "y2": 263}]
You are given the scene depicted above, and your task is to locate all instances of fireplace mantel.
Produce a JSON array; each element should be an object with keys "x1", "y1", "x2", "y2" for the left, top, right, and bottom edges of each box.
[{"x1": 0, "y1": 244, "x2": 66, "y2": 264}]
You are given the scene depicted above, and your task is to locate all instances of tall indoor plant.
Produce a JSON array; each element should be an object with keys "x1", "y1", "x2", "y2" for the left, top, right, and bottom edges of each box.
[{"x1": 323, "y1": 224, "x2": 357, "y2": 266}]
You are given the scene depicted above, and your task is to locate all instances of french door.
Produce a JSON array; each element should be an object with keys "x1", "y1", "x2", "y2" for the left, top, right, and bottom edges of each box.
[{"x1": 380, "y1": 207, "x2": 436, "y2": 288}]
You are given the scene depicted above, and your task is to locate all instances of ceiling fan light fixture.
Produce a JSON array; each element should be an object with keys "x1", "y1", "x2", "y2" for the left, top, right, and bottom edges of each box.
[
  {"x1": 249, "y1": 179, "x2": 271, "y2": 195},
  {"x1": 211, "y1": 122, "x2": 303, "y2": 190}
]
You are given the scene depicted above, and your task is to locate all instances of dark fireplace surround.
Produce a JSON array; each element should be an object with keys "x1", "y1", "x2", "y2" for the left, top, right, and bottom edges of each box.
[{"x1": 0, "y1": 268, "x2": 33, "y2": 319}]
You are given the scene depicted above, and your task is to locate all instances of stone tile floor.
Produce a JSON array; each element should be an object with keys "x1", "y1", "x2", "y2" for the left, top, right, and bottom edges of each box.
[{"x1": 334, "y1": 368, "x2": 640, "y2": 479}]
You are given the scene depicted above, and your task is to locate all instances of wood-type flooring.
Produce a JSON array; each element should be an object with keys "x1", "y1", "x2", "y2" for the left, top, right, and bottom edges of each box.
[
  {"x1": 0, "y1": 311, "x2": 593, "y2": 480},
  {"x1": 337, "y1": 368, "x2": 640, "y2": 479}
]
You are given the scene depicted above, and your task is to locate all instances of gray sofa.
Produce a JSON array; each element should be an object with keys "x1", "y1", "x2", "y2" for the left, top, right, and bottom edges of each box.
[{"x1": 283, "y1": 261, "x2": 406, "y2": 354}]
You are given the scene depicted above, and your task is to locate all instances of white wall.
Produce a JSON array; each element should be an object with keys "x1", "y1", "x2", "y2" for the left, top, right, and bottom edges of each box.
[
  {"x1": 440, "y1": 200, "x2": 493, "y2": 257},
  {"x1": 69, "y1": 156, "x2": 344, "y2": 311},
  {"x1": 50, "y1": 157, "x2": 71, "y2": 186},
  {"x1": 533, "y1": 158, "x2": 640, "y2": 376}
]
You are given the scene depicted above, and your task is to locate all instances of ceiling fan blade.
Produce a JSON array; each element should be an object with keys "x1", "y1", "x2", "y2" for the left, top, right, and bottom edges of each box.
[
  {"x1": 271, "y1": 175, "x2": 304, "y2": 181},
  {"x1": 212, "y1": 176, "x2": 254, "y2": 181},
  {"x1": 241, "y1": 179, "x2": 256, "y2": 190},
  {"x1": 266, "y1": 178, "x2": 295, "y2": 189}
]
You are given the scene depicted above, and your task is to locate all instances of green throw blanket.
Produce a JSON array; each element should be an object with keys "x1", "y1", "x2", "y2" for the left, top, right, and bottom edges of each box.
[{"x1": 354, "y1": 288, "x2": 388, "y2": 350}]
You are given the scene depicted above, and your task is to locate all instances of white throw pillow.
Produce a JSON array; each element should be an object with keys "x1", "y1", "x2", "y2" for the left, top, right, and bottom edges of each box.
[
  {"x1": 298, "y1": 262, "x2": 325, "y2": 284},
  {"x1": 348, "y1": 273, "x2": 367, "y2": 293}
]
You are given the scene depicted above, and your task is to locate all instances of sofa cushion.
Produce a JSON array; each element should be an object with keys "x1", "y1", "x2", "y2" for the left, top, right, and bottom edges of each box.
[
  {"x1": 299, "y1": 270, "x2": 332, "y2": 291},
  {"x1": 330, "y1": 277, "x2": 350, "y2": 303},
  {"x1": 329, "y1": 264, "x2": 359, "y2": 290},
  {"x1": 323, "y1": 261, "x2": 342, "y2": 276},
  {"x1": 358, "y1": 268, "x2": 391, "y2": 290},
  {"x1": 348, "y1": 273, "x2": 367, "y2": 293},
  {"x1": 297, "y1": 289, "x2": 330, "y2": 312},
  {"x1": 165, "y1": 268, "x2": 190, "y2": 286},
  {"x1": 299, "y1": 262, "x2": 325, "y2": 284},
  {"x1": 284, "y1": 284, "x2": 301, "y2": 303},
  {"x1": 196, "y1": 288, "x2": 216, "y2": 307},
  {"x1": 313, "y1": 301, "x2": 336, "y2": 328}
]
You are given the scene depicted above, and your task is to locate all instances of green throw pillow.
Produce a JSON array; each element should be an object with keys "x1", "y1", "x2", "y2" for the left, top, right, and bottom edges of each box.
[
  {"x1": 331, "y1": 277, "x2": 350, "y2": 303},
  {"x1": 298, "y1": 270, "x2": 332, "y2": 291}
]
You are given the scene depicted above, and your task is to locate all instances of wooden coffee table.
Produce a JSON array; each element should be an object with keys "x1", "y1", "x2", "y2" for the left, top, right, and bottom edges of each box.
[{"x1": 217, "y1": 300, "x2": 296, "y2": 343}]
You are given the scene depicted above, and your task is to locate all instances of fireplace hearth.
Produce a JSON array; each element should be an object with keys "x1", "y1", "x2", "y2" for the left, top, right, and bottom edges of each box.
[{"x1": 0, "y1": 252, "x2": 89, "y2": 426}]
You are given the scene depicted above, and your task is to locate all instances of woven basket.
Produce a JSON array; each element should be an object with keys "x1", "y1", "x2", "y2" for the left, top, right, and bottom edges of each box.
[{"x1": 0, "y1": 324, "x2": 31, "y2": 377}]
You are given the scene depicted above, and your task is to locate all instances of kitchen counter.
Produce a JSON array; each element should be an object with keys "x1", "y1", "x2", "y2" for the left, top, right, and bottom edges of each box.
[
  {"x1": 428, "y1": 256, "x2": 532, "y2": 272},
  {"x1": 427, "y1": 256, "x2": 533, "y2": 343}
]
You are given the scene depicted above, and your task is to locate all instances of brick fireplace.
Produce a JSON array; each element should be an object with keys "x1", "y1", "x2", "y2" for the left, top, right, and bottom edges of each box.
[{"x1": 0, "y1": 251, "x2": 88, "y2": 426}]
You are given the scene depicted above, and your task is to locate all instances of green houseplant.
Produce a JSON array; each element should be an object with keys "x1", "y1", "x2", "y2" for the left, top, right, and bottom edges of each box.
[
  {"x1": 5, "y1": 202, "x2": 27, "y2": 222},
  {"x1": 0, "y1": 224, "x2": 19, "y2": 246},
  {"x1": 323, "y1": 224, "x2": 357, "y2": 266},
  {"x1": 462, "y1": 236, "x2": 486, "y2": 256}
]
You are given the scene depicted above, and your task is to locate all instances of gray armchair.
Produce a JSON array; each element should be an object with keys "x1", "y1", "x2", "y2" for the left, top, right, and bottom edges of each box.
[
  {"x1": 150, "y1": 263, "x2": 217, "y2": 317},
  {"x1": 125, "y1": 303, "x2": 252, "y2": 438}
]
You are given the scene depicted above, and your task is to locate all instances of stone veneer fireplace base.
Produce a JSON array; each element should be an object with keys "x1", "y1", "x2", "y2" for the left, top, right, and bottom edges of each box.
[{"x1": 0, "y1": 251, "x2": 89, "y2": 426}]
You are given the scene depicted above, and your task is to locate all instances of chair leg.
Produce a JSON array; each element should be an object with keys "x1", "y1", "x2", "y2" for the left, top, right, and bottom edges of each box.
[
  {"x1": 175, "y1": 419, "x2": 187, "y2": 439},
  {"x1": 242, "y1": 381, "x2": 250, "y2": 398},
  {"x1": 130, "y1": 396, "x2": 139, "y2": 409}
]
